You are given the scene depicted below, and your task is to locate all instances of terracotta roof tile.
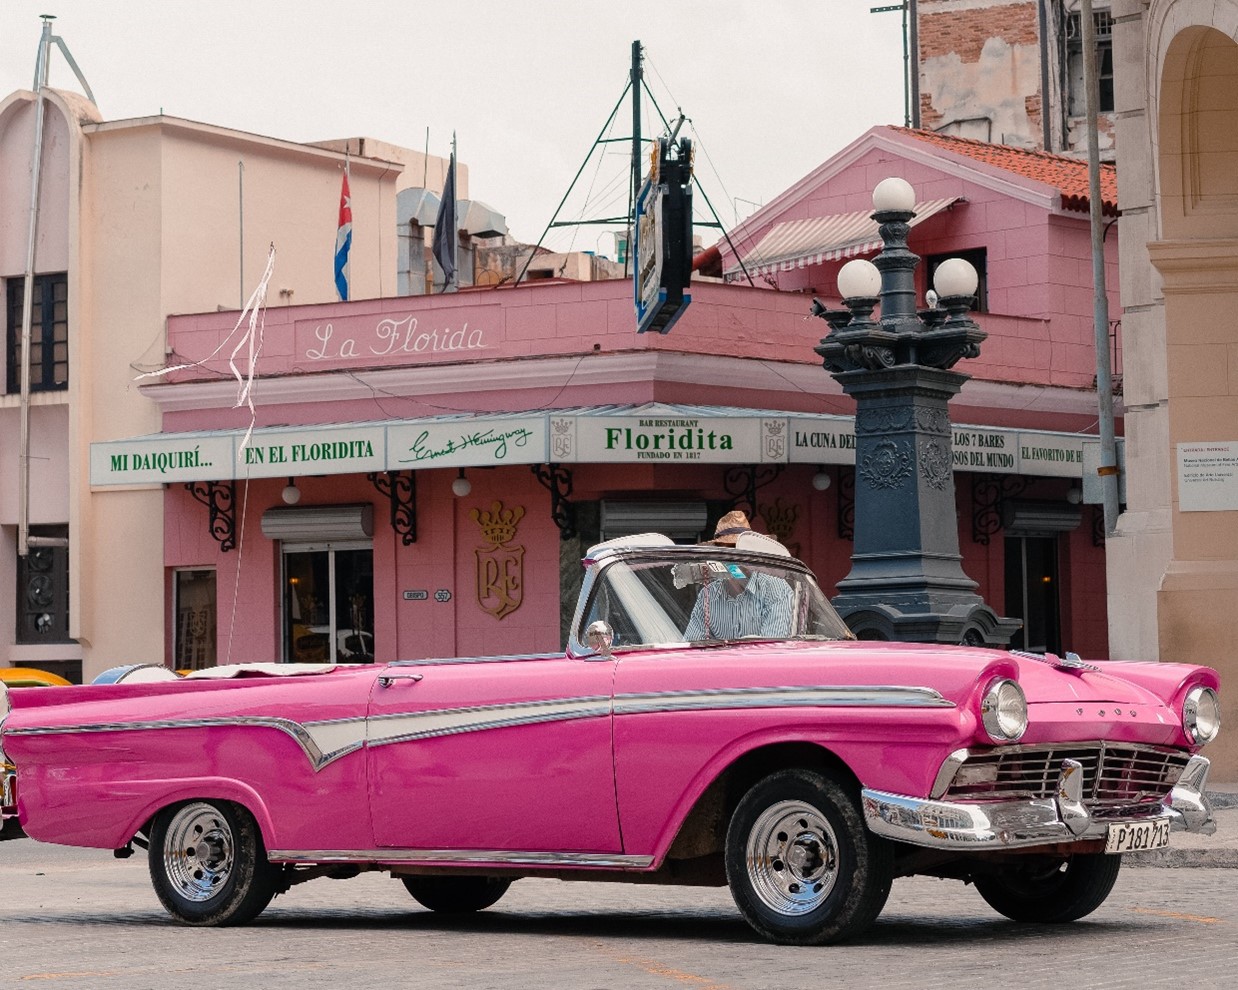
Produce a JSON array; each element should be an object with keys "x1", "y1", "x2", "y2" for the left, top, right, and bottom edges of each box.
[{"x1": 894, "y1": 127, "x2": 1118, "y2": 216}]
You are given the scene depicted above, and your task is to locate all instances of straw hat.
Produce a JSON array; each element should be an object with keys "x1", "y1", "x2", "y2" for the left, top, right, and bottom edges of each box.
[{"x1": 705, "y1": 510, "x2": 753, "y2": 546}]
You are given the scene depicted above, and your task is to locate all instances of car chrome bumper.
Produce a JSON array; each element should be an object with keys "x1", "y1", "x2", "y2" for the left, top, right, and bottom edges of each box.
[{"x1": 862, "y1": 754, "x2": 1216, "y2": 851}]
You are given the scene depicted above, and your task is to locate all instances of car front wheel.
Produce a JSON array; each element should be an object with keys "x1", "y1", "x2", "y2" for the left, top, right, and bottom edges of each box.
[
  {"x1": 148, "y1": 800, "x2": 280, "y2": 926},
  {"x1": 973, "y1": 853, "x2": 1121, "y2": 923},
  {"x1": 725, "y1": 769, "x2": 893, "y2": 945},
  {"x1": 401, "y1": 875, "x2": 512, "y2": 913}
]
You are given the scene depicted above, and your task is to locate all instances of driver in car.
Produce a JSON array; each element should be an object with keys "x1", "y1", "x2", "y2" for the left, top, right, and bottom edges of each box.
[{"x1": 682, "y1": 511, "x2": 794, "y2": 641}]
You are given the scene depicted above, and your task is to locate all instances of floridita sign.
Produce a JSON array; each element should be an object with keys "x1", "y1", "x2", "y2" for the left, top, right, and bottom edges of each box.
[
  {"x1": 90, "y1": 407, "x2": 1091, "y2": 486},
  {"x1": 549, "y1": 414, "x2": 785, "y2": 464}
]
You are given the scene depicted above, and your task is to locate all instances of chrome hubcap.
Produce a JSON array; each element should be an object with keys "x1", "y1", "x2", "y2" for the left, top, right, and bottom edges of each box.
[
  {"x1": 162, "y1": 803, "x2": 235, "y2": 902},
  {"x1": 746, "y1": 799, "x2": 839, "y2": 916}
]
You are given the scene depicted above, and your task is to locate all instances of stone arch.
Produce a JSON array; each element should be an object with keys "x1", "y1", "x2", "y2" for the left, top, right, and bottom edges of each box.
[{"x1": 1157, "y1": 23, "x2": 1238, "y2": 239}]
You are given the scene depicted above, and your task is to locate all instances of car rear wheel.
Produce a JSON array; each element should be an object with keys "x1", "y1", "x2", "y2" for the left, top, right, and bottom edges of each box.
[
  {"x1": 148, "y1": 800, "x2": 280, "y2": 926},
  {"x1": 401, "y1": 875, "x2": 512, "y2": 913},
  {"x1": 725, "y1": 769, "x2": 893, "y2": 945},
  {"x1": 973, "y1": 853, "x2": 1121, "y2": 923}
]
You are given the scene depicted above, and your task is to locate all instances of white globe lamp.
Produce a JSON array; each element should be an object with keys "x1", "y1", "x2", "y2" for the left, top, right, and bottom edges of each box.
[
  {"x1": 837, "y1": 258, "x2": 881, "y2": 301},
  {"x1": 933, "y1": 258, "x2": 979, "y2": 300},
  {"x1": 872, "y1": 177, "x2": 916, "y2": 213}
]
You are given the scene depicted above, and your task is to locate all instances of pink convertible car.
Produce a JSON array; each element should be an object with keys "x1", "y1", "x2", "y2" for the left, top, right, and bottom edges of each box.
[{"x1": 0, "y1": 533, "x2": 1222, "y2": 944}]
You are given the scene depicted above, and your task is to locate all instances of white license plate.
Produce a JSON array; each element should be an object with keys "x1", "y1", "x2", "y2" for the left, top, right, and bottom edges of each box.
[{"x1": 1105, "y1": 819, "x2": 1171, "y2": 854}]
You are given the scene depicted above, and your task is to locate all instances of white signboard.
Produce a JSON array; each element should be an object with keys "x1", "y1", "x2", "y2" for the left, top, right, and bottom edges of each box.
[
  {"x1": 1177, "y1": 442, "x2": 1238, "y2": 512},
  {"x1": 88, "y1": 413, "x2": 1094, "y2": 486},
  {"x1": 789, "y1": 420, "x2": 858, "y2": 465},
  {"x1": 388, "y1": 416, "x2": 546, "y2": 468},
  {"x1": 951, "y1": 427, "x2": 1017, "y2": 472},
  {"x1": 235, "y1": 426, "x2": 386, "y2": 479},
  {"x1": 564, "y1": 413, "x2": 776, "y2": 464},
  {"x1": 90, "y1": 435, "x2": 236, "y2": 486},
  {"x1": 1017, "y1": 432, "x2": 1085, "y2": 478}
]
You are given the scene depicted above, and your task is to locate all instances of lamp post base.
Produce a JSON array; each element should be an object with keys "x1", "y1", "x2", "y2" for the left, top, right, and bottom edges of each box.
[{"x1": 830, "y1": 593, "x2": 1021, "y2": 646}]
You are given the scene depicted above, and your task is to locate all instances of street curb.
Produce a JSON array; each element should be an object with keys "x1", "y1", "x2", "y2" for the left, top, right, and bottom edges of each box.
[
  {"x1": 1125, "y1": 847, "x2": 1238, "y2": 868},
  {"x1": 1125, "y1": 796, "x2": 1237, "y2": 868}
]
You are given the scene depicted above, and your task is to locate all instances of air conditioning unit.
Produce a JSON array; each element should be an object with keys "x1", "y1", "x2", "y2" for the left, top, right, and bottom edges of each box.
[{"x1": 600, "y1": 501, "x2": 707, "y2": 541}]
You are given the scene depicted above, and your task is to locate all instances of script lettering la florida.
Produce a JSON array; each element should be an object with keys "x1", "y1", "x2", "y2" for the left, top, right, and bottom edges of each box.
[
  {"x1": 402, "y1": 427, "x2": 534, "y2": 464},
  {"x1": 306, "y1": 315, "x2": 486, "y2": 360}
]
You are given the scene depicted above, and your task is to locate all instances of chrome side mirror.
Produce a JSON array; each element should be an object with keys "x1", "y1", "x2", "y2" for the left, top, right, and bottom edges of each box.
[{"x1": 584, "y1": 620, "x2": 614, "y2": 657}]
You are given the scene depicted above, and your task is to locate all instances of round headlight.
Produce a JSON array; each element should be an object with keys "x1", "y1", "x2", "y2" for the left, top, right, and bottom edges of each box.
[
  {"x1": 981, "y1": 678, "x2": 1027, "y2": 742},
  {"x1": 1183, "y1": 686, "x2": 1221, "y2": 745}
]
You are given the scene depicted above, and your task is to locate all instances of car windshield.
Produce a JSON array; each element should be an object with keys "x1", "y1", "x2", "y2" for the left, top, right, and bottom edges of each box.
[{"x1": 579, "y1": 552, "x2": 854, "y2": 649}]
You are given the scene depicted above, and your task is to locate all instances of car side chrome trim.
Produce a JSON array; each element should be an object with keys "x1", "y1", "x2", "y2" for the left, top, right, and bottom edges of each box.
[
  {"x1": 7, "y1": 685, "x2": 951, "y2": 774},
  {"x1": 613, "y1": 684, "x2": 954, "y2": 715},
  {"x1": 385, "y1": 654, "x2": 561, "y2": 668},
  {"x1": 6, "y1": 716, "x2": 367, "y2": 772},
  {"x1": 266, "y1": 847, "x2": 654, "y2": 869},
  {"x1": 366, "y1": 697, "x2": 613, "y2": 749}
]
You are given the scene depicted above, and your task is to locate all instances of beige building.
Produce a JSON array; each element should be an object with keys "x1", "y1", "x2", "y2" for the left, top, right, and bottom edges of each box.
[
  {"x1": 1109, "y1": 0, "x2": 1238, "y2": 780},
  {"x1": 0, "y1": 86, "x2": 456, "y2": 680},
  {"x1": 914, "y1": 0, "x2": 1117, "y2": 156}
]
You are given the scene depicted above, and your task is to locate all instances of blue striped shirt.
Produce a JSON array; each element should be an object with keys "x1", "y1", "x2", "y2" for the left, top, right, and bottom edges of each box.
[{"x1": 683, "y1": 570, "x2": 795, "y2": 641}]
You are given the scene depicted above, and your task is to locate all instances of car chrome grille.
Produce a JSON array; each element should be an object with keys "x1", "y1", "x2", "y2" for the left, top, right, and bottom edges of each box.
[{"x1": 942, "y1": 744, "x2": 1190, "y2": 805}]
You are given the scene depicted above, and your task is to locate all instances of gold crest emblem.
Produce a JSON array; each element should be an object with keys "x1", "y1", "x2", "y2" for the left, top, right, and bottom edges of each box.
[{"x1": 471, "y1": 501, "x2": 526, "y2": 620}]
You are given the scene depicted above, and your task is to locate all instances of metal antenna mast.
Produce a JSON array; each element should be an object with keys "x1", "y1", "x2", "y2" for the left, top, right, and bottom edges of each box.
[{"x1": 512, "y1": 40, "x2": 750, "y2": 288}]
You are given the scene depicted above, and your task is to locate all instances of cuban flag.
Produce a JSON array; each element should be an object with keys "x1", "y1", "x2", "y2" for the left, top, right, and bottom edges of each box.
[{"x1": 334, "y1": 166, "x2": 352, "y2": 301}]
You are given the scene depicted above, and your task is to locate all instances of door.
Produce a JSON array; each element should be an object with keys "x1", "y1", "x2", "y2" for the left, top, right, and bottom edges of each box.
[
  {"x1": 1004, "y1": 535, "x2": 1062, "y2": 654},
  {"x1": 366, "y1": 655, "x2": 621, "y2": 854},
  {"x1": 282, "y1": 541, "x2": 374, "y2": 663}
]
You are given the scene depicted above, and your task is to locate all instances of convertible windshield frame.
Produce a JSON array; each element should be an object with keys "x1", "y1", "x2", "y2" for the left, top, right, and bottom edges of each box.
[{"x1": 569, "y1": 546, "x2": 854, "y2": 656}]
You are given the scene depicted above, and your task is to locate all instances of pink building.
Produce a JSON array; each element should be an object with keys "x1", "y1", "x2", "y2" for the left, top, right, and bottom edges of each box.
[{"x1": 89, "y1": 125, "x2": 1119, "y2": 669}]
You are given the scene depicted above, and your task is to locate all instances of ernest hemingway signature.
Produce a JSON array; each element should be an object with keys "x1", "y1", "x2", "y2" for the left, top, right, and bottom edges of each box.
[{"x1": 401, "y1": 427, "x2": 533, "y2": 463}]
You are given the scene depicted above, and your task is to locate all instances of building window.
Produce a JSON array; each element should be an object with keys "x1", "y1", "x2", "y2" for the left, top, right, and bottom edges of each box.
[
  {"x1": 282, "y1": 542, "x2": 374, "y2": 663},
  {"x1": 1066, "y1": 9, "x2": 1114, "y2": 116},
  {"x1": 926, "y1": 248, "x2": 988, "y2": 313},
  {"x1": 16, "y1": 525, "x2": 70, "y2": 644},
  {"x1": 6, "y1": 273, "x2": 69, "y2": 393},
  {"x1": 174, "y1": 569, "x2": 217, "y2": 670}
]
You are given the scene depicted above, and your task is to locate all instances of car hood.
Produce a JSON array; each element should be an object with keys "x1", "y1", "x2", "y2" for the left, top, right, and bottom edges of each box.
[{"x1": 736, "y1": 640, "x2": 1216, "y2": 709}]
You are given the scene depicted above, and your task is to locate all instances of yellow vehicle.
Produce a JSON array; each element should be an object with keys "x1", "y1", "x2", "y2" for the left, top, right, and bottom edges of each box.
[
  {"x1": 2, "y1": 668, "x2": 71, "y2": 837},
  {"x1": 0, "y1": 668, "x2": 71, "y2": 688}
]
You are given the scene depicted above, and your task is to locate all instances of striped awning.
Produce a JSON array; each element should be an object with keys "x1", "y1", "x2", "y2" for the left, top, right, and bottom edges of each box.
[{"x1": 726, "y1": 197, "x2": 960, "y2": 277}]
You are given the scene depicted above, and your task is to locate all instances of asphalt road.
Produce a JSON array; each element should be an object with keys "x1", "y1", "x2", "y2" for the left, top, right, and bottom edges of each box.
[{"x1": 0, "y1": 839, "x2": 1234, "y2": 989}]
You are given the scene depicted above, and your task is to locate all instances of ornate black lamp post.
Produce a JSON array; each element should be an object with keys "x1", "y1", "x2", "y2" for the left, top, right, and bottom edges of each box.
[{"x1": 813, "y1": 177, "x2": 1019, "y2": 645}]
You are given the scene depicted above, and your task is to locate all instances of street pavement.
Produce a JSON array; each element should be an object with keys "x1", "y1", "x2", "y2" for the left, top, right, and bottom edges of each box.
[{"x1": 1127, "y1": 785, "x2": 1238, "y2": 868}]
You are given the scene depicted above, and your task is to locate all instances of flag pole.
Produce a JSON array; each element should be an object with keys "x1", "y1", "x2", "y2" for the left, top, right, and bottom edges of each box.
[
  {"x1": 432, "y1": 134, "x2": 459, "y2": 293},
  {"x1": 447, "y1": 133, "x2": 457, "y2": 293}
]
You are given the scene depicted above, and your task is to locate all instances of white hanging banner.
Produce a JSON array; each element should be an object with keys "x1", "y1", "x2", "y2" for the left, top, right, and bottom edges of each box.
[
  {"x1": 87, "y1": 412, "x2": 1093, "y2": 485},
  {"x1": 561, "y1": 413, "x2": 777, "y2": 464},
  {"x1": 387, "y1": 416, "x2": 546, "y2": 468},
  {"x1": 90, "y1": 435, "x2": 235, "y2": 486},
  {"x1": 788, "y1": 419, "x2": 858, "y2": 465},
  {"x1": 234, "y1": 426, "x2": 386, "y2": 479}
]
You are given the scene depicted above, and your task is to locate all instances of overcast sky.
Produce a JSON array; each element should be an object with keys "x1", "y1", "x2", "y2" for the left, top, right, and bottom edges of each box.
[{"x1": 1, "y1": 1, "x2": 906, "y2": 252}]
